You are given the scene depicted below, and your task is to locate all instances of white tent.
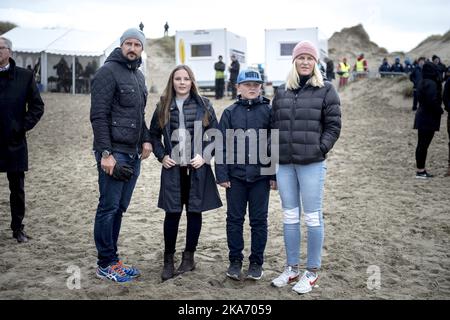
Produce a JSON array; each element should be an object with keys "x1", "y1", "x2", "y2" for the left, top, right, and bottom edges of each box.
[{"x1": 2, "y1": 27, "x2": 147, "y2": 94}]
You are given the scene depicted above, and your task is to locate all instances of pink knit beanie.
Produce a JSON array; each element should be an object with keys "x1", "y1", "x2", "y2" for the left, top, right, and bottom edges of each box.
[{"x1": 292, "y1": 41, "x2": 318, "y2": 62}]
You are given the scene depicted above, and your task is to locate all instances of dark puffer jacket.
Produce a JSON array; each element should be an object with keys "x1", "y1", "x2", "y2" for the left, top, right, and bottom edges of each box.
[
  {"x1": 215, "y1": 95, "x2": 274, "y2": 183},
  {"x1": 271, "y1": 81, "x2": 341, "y2": 164},
  {"x1": 414, "y1": 62, "x2": 443, "y2": 132},
  {"x1": 90, "y1": 48, "x2": 151, "y2": 155}
]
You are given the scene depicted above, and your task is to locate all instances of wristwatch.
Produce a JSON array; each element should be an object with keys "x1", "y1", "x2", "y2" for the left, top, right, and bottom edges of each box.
[{"x1": 101, "y1": 150, "x2": 111, "y2": 158}]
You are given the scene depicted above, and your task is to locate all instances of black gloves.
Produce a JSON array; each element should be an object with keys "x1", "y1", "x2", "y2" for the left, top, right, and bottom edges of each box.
[{"x1": 112, "y1": 163, "x2": 134, "y2": 182}]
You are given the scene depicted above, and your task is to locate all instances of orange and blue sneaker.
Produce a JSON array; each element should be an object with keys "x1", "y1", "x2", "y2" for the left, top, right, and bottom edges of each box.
[
  {"x1": 96, "y1": 263, "x2": 132, "y2": 283},
  {"x1": 117, "y1": 260, "x2": 141, "y2": 278}
]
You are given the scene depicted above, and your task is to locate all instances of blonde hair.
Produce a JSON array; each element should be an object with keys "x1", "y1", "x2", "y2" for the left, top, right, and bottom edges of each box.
[{"x1": 285, "y1": 61, "x2": 324, "y2": 90}]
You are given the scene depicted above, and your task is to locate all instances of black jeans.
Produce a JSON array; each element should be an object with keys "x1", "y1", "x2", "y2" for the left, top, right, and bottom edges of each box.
[
  {"x1": 226, "y1": 177, "x2": 270, "y2": 265},
  {"x1": 164, "y1": 166, "x2": 202, "y2": 254},
  {"x1": 230, "y1": 78, "x2": 237, "y2": 99},
  {"x1": 6, "y1": 172, "x2": 25, "y2": 232},
  {"x1": 416, "y1": 130, "x2": 435, "y2": 169},
  {"x1": 215, "y1": 78, "x2": 224, "y2": 99}
]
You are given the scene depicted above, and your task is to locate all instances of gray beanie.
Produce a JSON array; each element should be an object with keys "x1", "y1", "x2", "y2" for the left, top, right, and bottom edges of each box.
[{"x1": 120, "y1": 28, "x2": 146, "y2": 47}]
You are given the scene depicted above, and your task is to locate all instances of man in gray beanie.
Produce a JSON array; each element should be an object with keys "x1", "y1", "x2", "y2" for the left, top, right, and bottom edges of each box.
[
  {"x1": 90, "y1": 27, "x2": 152, "y2": 282},
  {"x1": 120, "y1": 28, "x2": 146, "y2": 47}
]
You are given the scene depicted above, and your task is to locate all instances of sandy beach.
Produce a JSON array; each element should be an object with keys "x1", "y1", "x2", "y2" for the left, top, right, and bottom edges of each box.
[{"x1": 0, "y1": 75, "x2": 449, "y2": 300}]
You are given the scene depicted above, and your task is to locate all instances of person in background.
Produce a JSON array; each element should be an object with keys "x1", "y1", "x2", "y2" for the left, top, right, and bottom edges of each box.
[
  {"x1": 270, "y1": 41, "x2": 341, "y2": 294},
  {"x1": 214, "y1": 55, "x2": 225, "y2": 99},
  {"x1": 354, "y1": 53, "x2": 368, "y2": 79},
  {"x1": 378, "y1": 57, "x2": 391, "y2": 77},
  {"x1": 432, "y1": 55, "x2": 447, "y2": 82},
  {"x1": 410, "y1": 57, "x2": 426, "y2": 111},
  {"x1": 337, "y1": 57, "x2": 350, "y2": 89},
  {"x1": 413, "y1": 62, "x2": 444, "y2": 179},
  {"x1": 443, "y1": 67, "x2": 450, "y2": 176},
  {"x1": 164, "y1": 22, "x2": 169, "y2": 37},
  {"x1": 404, "y1": 57, "x2": 414, "y2": 74},
  {"x1": 228, "y1": 54, "x2": 240, "y2": 99},
  {"x1": 390, "y1": 57, "x2": 404, "y2": 73},
  {"x1": 149, "y1": 65, "x2": 222, "y2": 282},
  {"x1": 0, "y1": 36, "x2": 45, "y2": 243},
  {"x1": 215, "y1": 69, "x2": 276, "y2": 282},
  {"x1": 325, "y1": 58, "x2": 335, "y2": 82}
]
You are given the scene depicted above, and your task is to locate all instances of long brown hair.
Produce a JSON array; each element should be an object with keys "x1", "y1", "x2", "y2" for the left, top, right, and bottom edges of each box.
[{"x1": 158, "y1": 65, "x2": 210, "y2": 128}]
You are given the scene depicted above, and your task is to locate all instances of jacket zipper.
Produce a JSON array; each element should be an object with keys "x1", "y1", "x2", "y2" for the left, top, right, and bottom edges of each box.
[
  {"x1": 290, "y1": 92, "x2": 297, "y2": 163},
  {"x1": 132, "y1": 70, "x2": 143, "y2": 153}
]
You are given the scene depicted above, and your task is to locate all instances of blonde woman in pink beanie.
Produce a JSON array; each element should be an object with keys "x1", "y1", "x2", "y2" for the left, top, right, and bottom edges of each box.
[{"x1": 270, "y1": 41, "x2": 341, "y2": 294}]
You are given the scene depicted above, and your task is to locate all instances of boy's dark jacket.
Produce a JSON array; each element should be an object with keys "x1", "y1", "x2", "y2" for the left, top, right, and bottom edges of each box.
[{"x1": 215, "y1": 95, "x2": 275, "y2": 184}]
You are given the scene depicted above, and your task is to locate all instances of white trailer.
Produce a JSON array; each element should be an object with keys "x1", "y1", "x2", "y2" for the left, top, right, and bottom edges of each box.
[
  {"x1": 175, "y1": 29, "x2": 247, "y2": 89},
  {"x1": 264, "y1": 28, "x2": 328, "y2": 87}
]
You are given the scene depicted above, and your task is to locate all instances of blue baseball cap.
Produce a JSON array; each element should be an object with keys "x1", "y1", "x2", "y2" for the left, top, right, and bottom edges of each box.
[{"x1": 237, "y1": 69, "x2": 263, "y2": 84}]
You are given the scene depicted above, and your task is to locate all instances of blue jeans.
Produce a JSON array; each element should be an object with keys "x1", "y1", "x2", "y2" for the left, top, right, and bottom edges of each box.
[
  {"x1": 276, "y1": 161, "x2": 326, "y2": 269},
  {"x1": 226, "y1": 177, "x2": 270, "y2": 265},
  {"x1": 94, "y1": 152, "x2": 141, "y2": 268}
]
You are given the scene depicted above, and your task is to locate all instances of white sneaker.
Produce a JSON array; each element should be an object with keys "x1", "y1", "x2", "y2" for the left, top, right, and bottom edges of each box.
[
  {"x1": 292, "y1": 270, "x2": 319, "y2": 294},
  {"x1": 271, "y1": 266, "x2": 300, "y2": 288}
]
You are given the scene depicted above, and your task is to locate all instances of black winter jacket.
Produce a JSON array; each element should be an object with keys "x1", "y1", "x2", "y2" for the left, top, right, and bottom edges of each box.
[
  {"x1": 443, "y1": 78, "x2": 449, "y2": 112},
  {"x1": 271, "y1": 81, "x2": 341, "y2": 165},
  {"x1": 409, "y1": 65, "x2": 423, "y2": 88},
  {"x1": 90, "y1": 48, "x2": 150, "y2": 155},
  {"x1": 0, "y1": 58, "x2": 44, "y2": 172},
  {"x1": 149, "y1": 95, "x2": 222, "y2": 213},
  {"x1": 215, "y1": 95, "x2": 275, "y2": 183},
  {"x1": 414, "y1": 62, "x2": 443, "y2": 132}
]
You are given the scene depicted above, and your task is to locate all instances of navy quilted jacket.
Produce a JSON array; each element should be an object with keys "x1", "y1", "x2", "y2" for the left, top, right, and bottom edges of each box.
[{"x1": 90, "y1": 48, "x2": 151, "y2": 155}]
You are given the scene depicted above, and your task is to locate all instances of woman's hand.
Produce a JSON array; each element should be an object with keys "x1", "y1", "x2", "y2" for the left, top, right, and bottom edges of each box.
[
  {"x1": 190, "y1": 154, "x2": 205, "y2": 169},
  {"x1": 162, "y1": 155, "x2": 176, "y2": 169},
  {"x1": 219, "y1": 181, "x2": 231, "y2": 189}
]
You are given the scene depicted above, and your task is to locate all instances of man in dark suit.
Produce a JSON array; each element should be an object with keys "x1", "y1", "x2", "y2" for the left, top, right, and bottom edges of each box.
[{"x1": 0, "y1": 37, "x2": 44, "y2": 243}]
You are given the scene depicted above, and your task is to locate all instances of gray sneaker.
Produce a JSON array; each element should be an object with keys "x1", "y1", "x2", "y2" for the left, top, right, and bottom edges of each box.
[
  {"x1": 246, "y1": 263, "x2": 263, "y2": 280},
  {"x1": 226, "y1": 261, "x2": 242, "y2": 281}
]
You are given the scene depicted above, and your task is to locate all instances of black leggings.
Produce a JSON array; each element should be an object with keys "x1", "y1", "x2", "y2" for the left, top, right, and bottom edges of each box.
[
  {"x1": 163, "y1": 167, "x2": 202, "y2": 254},
  {"x1": 416, "y1": 130, "x2": 435, "y2": 169}
]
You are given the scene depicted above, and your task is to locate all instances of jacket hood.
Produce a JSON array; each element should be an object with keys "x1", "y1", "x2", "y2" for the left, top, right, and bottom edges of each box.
[{"x1": 105, "y1": 47, "x2": 142, "y2": 70}]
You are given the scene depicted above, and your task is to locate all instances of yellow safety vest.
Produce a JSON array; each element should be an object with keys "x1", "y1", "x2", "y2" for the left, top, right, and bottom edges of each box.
[
  {"x1": 339, "y1": 62, "x2": 350, "y2": 78},
  {"x1": 356, "y1": 59, "x2": 365, "y2": 72},
  {"x1": 215, "y1": 70, "x2": 225, "y2": 79}
]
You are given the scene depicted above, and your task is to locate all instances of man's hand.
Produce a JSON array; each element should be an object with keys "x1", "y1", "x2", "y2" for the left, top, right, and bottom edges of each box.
[
  {"x1": 270, "y1": 180, "x2": 277, "y2": 190},
  {"x1": 219, "y1": 181, "x2": 231, "y2": 189},
  {"x1": 162, "y1": 155, "x2": 176, "y2": 169},
  {"x1": 101, "y1": 155, "x2": 116, "y2": 176},
  {"x1": 190, "y1": 154, "x2": 205, "y2": 169},
  {"x1": 141, "y1": 142, "x2": 153, "y2": 160}
]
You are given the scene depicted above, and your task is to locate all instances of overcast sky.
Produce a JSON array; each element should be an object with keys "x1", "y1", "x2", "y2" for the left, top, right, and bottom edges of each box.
[{"x1": 1, "y1": 0, "x2": 449, "y2": 64}]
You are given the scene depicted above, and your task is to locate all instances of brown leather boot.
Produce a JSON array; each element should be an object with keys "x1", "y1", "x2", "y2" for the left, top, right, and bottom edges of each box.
[
  {"x1": 161, "y1": 253, "x2": 175, "y2": 281},
  {"x1": 176, "y1": 251, "x2": 196, "y2": 274}
]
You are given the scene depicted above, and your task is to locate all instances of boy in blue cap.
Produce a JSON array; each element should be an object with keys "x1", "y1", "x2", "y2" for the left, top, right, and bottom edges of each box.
[{"x1": 215, "y1": 69, "x2": 276, "y2": 281}]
